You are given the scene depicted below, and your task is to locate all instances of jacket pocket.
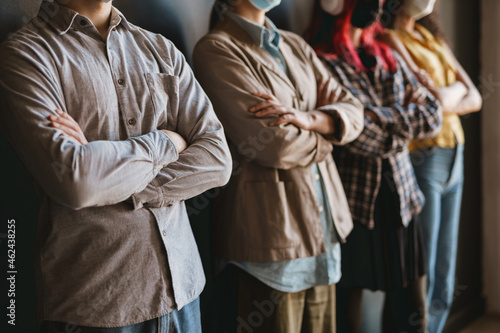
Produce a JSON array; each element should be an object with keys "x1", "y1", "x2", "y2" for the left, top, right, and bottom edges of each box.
[
  {"x1": 145, "y1": 73, "x2": 179, "y2": 126},
  {"x1": 242, "y1": 181, "x2": 300, "y2": 249}
]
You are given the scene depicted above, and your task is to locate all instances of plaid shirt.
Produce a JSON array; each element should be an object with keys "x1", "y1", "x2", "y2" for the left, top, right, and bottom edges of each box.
[{"x1": 322, "y1": 53, "x2": 442, "y2": 229}]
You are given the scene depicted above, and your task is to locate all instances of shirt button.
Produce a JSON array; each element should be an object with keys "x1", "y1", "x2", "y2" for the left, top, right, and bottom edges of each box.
[
  {"x1": 319, "y1": 206, "x2": 324, "y2": 213},
  {"x1": 162, "y1": 230, "x2": 166, "y2": 237},
  {"x1": 117, "y1": 79, "x2": 125, "y2": 85},
  {"x1": 315, "y1": 174, "x2": 320, "y2": 180},
  {"x1": 128, "y1": 118, "x2": 136, "y2": 126}
]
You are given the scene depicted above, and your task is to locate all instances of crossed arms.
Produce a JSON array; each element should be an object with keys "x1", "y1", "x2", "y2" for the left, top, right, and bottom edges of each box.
[{"x1": 0, "y1": 40, "x2": 231, "y2": 210}]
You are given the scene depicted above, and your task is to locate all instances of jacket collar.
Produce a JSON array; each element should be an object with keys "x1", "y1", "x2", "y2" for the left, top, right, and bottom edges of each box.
[{"x1": 215, "y1": 16, "x2": 297, "y2": 93}]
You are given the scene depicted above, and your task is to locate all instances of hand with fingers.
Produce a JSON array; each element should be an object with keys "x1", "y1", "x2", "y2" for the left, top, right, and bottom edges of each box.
[
  {"x1": 49, "y1": 110, "x2": 188, "y2": 153},
  {"x1": 404, "y1": 86, "x2": 428, "y2": 108},
  {"x1": 316, "y1": 78, "x2": 347, "y2": 108},
  {"x1": 49, "y1": 110, "x2": 88, "y2": 145},
  {"x1": 415, "y1": 68, "x2": 435, "y2": 89},
  {"x1": 249, "y1": 92, "x2": 314, "y2": 130},
  {"x1": 249, "y1": 92, "x2": 336, "y2": 136}
]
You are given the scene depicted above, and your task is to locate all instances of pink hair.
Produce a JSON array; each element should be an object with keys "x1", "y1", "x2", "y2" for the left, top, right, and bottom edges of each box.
[{"x1": 306, "y1": 0, "x2": 397, "y2": 72}]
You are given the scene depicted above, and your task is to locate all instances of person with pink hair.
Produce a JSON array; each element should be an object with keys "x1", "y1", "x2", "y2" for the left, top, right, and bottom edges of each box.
[{"x1": 306, "y1": 0, "x2": 442, "y2": 331}]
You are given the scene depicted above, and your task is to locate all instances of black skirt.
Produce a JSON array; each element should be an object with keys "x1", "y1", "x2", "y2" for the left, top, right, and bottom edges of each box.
[{"x1": 338, "y1": 160, "x2": 426, "y2": 291}]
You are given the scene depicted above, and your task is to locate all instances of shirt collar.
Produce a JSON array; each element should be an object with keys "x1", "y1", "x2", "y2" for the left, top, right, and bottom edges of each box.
[
  {"x1": 225, "y1": 11, "x2": 281, "y2": 49},
  {"x1": 39, "y1": 1, "x2": 133, "y2": 36}
]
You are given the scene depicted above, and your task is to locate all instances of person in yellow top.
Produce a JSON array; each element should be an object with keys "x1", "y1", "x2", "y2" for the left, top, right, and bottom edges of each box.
[{"x1": 381, "y1": 0, "x2": 482, "y2": 332}]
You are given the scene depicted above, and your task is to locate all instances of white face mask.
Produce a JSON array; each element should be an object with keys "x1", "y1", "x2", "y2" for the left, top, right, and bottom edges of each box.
[
  {"x1": 320, "y1": 0, "x2": 344, "y2": 16},
  {"x1": 248, "y1": 0, "x2": 282, "y2": 12},
  {"x1": 405, "y1": 0, "x2": 436, "y2": 20}
]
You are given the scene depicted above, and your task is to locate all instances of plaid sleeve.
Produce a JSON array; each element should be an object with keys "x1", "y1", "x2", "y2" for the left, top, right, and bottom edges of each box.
[
  {"x1": 343, "y1": 112, "x2": 409, "y2": 158},
  {"x1": 396, "y1": 54, "x2": 443, "y2": 140}
]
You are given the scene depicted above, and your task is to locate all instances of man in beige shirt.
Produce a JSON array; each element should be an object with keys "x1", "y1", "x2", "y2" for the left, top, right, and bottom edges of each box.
[{"x1": 0, "y1": 0, "x2": 231, "y2": 331}]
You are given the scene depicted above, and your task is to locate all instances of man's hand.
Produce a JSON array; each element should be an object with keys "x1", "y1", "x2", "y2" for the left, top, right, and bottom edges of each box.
[
  {"x1": 48, "y1": 110, "x2": 187, "y2": 153},
  {"x1": 250, "y1": 92, "x2": 314, "y2": 130},
  {"x1": 161, "y1": 130, "x2": 188, "y2": 153},
  {"x1": 49, "y1": 110, "x2": 88, "y2": 145}
]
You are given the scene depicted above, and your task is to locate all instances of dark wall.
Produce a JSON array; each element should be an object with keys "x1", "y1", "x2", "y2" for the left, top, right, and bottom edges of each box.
[{"x1": 0, "y1": 1, "x2": 42, "y2": 332}]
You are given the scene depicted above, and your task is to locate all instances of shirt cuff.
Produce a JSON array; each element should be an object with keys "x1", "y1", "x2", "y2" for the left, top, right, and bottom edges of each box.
[
  {"x1": 131, "y1": 130, "x2": 179, "y2": 210},
  {"x1": 131, "y1": 183, "x2": 163, "y2": 210},
  {"x1": 317, "y1": 106, "x2": 344, "y2": 142},
  {"x1": 155, "y1": 130, "x2": 180, "y2": 168}
]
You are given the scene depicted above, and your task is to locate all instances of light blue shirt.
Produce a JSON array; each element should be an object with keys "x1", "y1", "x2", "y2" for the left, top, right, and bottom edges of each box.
[
  {"x1": 222, "y1": 12, "x2": 342, "y2": 292},
  {"x1": 226, "y1": 11, "x2": 288, "y2": 75}
]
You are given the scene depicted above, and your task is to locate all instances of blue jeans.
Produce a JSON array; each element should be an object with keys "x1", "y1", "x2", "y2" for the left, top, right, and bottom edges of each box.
[
  {"x1": 411, "y1": 145, "x2": 464, "y2": 333},
  {"x1": 40, "y1": 297, "x2": 201, "y2": 333}
]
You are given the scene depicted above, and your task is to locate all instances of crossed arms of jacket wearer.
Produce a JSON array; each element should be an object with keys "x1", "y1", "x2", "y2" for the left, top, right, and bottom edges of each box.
[{"x1": 193, "y1": 33, "x2": 364, "y2": 170}]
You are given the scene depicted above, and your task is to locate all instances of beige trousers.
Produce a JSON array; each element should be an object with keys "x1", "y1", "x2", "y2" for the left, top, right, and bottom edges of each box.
[{"x1": 236, "y1": 268, "x2": 336, "y2": 333}]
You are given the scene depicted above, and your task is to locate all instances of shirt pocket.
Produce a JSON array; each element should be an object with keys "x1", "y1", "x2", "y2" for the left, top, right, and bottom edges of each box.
[
  {"x1": 145, "y1": 73, "x2": 179, "y2": 128},
  {"x1": 242, "y1": 181, "x2": 301, "y2": 249}
]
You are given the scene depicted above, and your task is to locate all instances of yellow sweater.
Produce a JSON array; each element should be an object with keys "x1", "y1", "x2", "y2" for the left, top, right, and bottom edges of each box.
[{"x1": 390, "y1": 24, "x2": 464, "y2": 150}]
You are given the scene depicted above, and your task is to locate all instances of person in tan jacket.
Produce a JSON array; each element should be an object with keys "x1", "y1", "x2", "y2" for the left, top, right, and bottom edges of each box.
[{"x1": 193, "y1": 0, "x2": 364, "y2": 331}]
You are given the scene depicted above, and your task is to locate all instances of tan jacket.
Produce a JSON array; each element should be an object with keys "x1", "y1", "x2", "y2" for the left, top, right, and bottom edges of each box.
[{"x1": 193, "y1": 17, "x2": 364, "y2": 262}]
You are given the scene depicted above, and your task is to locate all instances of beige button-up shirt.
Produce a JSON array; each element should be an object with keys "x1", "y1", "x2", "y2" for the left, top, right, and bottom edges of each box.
[{"x1": 0, "y1": 1, "x2": 231, "y2": 328}]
